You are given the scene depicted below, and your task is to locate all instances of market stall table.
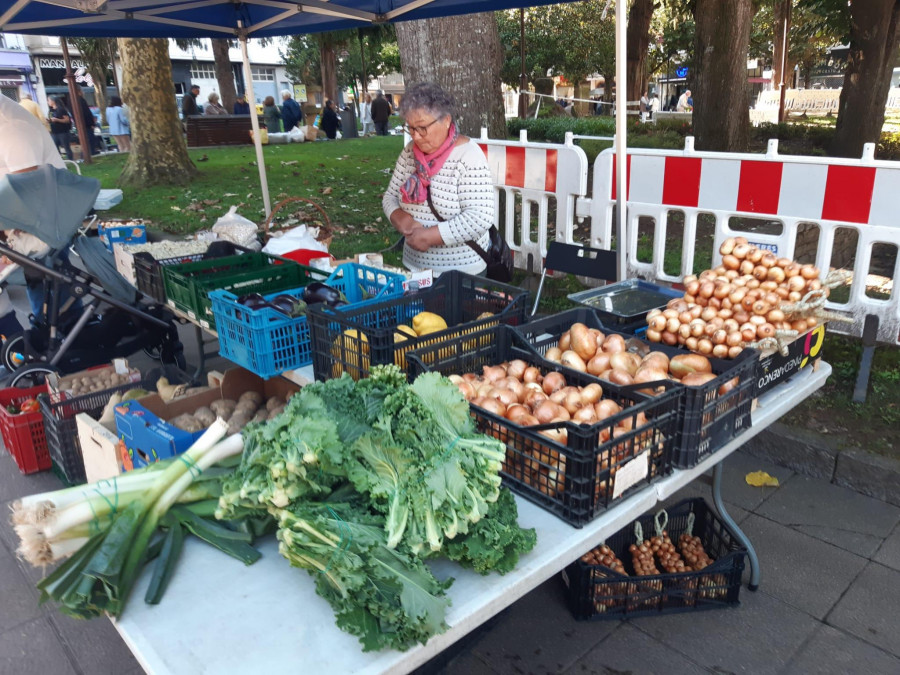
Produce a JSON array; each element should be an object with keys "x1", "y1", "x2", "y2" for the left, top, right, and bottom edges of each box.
[{"x1": 111, "y1": 362, "x2": 832, "y2": 675}]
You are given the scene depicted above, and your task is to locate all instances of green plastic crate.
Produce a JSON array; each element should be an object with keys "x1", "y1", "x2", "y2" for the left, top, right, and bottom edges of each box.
[{"x1": 161, "y1": 252, "x2": 326, "y2": 329}]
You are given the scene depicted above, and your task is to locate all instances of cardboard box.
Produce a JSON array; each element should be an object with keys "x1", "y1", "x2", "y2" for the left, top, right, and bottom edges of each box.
[
  {"x1": 754, "y1": 324, "x2": 826, "y2": 398},
  {"x1": 99, "y1": 221, "x2": 147, "y2": 252},
  {"x1": 48, "y1": 359, "x2": 141, "y2": 396},
  {"x1": 115, "y1": 367, "x2": 300, "y2": 470},
  {"x1": 76, "y1": 413, "x2": 121, "y2": 483},
  {"x1": 113, "y1": 243, "x2": 137, "y2": 286}
]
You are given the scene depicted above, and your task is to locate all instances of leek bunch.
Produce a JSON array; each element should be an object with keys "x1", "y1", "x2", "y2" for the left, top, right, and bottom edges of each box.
[{"x1": 13, "y1": 420, "x2": 256, "y2": 618}]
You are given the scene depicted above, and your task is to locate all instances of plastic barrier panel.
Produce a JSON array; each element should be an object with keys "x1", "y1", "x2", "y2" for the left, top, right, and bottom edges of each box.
[{"x1": 477, "y1": 129, "x2": 588, "y2": 273}]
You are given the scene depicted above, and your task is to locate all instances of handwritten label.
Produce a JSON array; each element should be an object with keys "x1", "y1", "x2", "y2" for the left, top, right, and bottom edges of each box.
[
  {"x1": 402, "y1": 269, "x2": 434, "y2": 292},
  {"x1": 113, "y1": 358, "x2": 129, "y2": 375},
  {"x1": 612, "y1": 452, "x2": 649, "y2": 500}
]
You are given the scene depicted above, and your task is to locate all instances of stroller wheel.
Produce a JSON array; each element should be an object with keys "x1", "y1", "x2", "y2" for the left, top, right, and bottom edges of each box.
[
  {"x1": 10, "y1": 364, "x2": 58, "y2": 389},
  {"x1": 2, "y1": 333, "x2": 28, "y2": 371}
]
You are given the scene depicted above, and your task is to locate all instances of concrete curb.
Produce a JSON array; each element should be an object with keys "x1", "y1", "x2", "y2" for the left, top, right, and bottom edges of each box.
[{"x1": 744, "y1": 422, "x2": 900, "y2": 507}]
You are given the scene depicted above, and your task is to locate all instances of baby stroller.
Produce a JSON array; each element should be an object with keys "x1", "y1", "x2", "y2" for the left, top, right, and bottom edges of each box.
[{"x1": 0, "y1": 166, "x2": 185, "y2": 388}]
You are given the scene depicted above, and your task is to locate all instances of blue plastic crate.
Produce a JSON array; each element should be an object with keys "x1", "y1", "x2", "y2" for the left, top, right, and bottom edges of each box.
[{"x1": 211, "y1": 263, "x2": 405, "y2": 379}]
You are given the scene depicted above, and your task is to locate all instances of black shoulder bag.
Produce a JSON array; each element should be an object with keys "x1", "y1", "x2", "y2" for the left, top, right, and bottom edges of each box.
[{"x1": 426, "y1": 191, "x2": 514, "y2": 282}]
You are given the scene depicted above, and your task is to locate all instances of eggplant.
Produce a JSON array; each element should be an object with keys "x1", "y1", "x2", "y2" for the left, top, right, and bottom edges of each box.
[
  {"x1": 237, "y1": 293, "x2": 268, "y2": 309},
  {"x1": 269, "y1": 294, "x2": 307, "y2": 318},
  {"x1": 301, "y1": 283, "x2": 345, "y2": 307}
]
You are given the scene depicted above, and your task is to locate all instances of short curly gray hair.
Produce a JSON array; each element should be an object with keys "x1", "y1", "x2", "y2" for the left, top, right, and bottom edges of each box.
[{"x1": 398, "y1": 82, "x2": 456, "y2": 121}]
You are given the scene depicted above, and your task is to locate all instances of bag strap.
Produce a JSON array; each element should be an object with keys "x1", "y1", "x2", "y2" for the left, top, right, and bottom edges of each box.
[{"x1": 426, "y1": 189, "x2": 490, "y2": 264}]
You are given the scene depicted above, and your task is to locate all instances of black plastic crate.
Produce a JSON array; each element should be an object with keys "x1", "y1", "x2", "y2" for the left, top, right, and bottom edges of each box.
[
  {"x1": 308, "y1": 271, "x2": 530, "y2": 382},
  {"x1": 562, "y1": 498, "x2": 747, "y2": 620},
  {"x1": 39, "y1": 383, "x2": 141, "y2": 485},
  {"x1": 406, "y1": 326, "x2": 680, "y2": 527},
  {"x1": 510, "y1": 308, "x2": 757, "y2": 469},
  {"x1": 133, "y1": 251, "x2": 205, "y2": 303}
]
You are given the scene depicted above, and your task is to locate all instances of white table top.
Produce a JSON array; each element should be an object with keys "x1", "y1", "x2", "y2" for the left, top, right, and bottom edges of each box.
[{"x1": 113, "y1": 363, "x2": 831, "y2": 675}]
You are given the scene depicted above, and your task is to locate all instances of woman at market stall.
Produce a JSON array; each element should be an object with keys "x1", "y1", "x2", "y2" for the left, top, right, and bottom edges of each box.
[{"x1": 382, "y1": 82, "x2": 493, "y2": 275}]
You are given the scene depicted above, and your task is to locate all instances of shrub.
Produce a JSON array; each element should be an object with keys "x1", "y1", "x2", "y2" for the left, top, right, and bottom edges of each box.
[{"x1": 877, "y1": 132, "x2": 900, "y2": 161}]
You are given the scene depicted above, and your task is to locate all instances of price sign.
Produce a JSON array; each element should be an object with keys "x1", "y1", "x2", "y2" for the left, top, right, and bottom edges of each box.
[
  {"x1": 612, "y1": 452, "x2": 649, "y2": 500},
  {"x1": 402, "y1": 269, "x2": 434, "y2": 292}
]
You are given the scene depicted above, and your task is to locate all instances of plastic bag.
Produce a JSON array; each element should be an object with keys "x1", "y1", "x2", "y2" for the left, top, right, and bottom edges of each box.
[
  {"x1": 262, "y1": 224, "x2": 328, "y2": 255},
  {"x1": 287, "y1": 126, "x2": 306, "y2": 142},
  {"x1": 211, "y1": 206, "x2": 261, "y2": 251},
  {"x1": 249, "y1": 128, "x2": 269, "y2": 144}
]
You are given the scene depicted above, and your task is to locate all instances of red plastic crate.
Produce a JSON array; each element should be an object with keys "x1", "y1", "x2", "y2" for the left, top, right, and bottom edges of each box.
[{"x1": 0, "y1": 386, "x2": 50, "y2": 474}]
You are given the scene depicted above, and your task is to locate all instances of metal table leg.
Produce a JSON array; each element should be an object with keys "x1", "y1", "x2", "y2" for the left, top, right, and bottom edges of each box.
[{"x1": 712, "y1": 463, "x2": 760, "y2": 591}]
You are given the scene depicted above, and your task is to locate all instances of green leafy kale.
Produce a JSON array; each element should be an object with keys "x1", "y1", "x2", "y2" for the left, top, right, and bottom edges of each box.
[{"x1": 441, "y1": 488, "x2": 537, "y2": 575}]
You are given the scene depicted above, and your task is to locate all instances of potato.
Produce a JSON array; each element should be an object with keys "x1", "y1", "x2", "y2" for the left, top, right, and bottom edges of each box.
[
  {"x1": 253, "y1": 409, "x2": 268, "y2": 423},
  {"x1": 193, "y1": 406, "x2": 216, "y2": 427},
  {"x1": 210, "y1": 399, "x2": 237, "y2": 417},
  {"x1": 265, "y1": 396, "x2": 285, "y2": 412},
  {"x1": 234, "y1": 401, "x2": 258, "y2": 417},
  {"x1": 171, "y1": 414, "x2": 203, "y2": 432},
  {"x1": 267, "y1": 404, "x2": 286, "y2": 420},
  {"x1": 238, "y1": 391, "x2": 264, "y2": 407},
  {"x1": 226, "y1": 412, "x2": 251, "y2": 435}
]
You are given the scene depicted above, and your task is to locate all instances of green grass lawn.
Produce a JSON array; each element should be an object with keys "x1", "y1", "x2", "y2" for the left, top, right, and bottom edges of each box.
[
  {"x1": 84, "y1": 140, "x2": 899, "y2": 460},
  {"x1": 82, "y1": 137, "x2": 406, "y2": 260}
]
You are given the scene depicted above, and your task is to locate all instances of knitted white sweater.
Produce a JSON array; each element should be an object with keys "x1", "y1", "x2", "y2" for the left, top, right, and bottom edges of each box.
[{"x1": 382, "y1": 139, "x2": 494, "y2": 275}]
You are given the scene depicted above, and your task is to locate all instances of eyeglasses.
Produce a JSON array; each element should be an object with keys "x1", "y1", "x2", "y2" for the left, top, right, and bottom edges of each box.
[{"x1": 403, "y1": 118, "x2": 441, "y2": 136}]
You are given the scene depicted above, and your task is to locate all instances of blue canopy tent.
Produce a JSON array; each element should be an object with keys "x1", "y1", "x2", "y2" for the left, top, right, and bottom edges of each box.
[{"x1": 0, "y1": 0, "x2": 629, "y2": 277}]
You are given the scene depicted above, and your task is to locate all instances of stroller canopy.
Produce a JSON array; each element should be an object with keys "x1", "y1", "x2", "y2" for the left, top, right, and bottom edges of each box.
[{"x1": 0, "y1": 166, "x2": 100, "y2": 250}]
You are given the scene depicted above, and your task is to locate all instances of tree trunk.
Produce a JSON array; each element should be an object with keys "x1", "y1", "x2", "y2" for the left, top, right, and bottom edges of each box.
[
  {"x1": 357, "y1": 30, "x2": 368, "y2": 94},
  {"x1": 692, "y1": 0, "x2": 754, "y2": 152},
  {"x1": 88, "y1": 63, "x2": 109, "y2": 125},
  {"x1": 830, "y1": 0, "x2": 900, "y2": 158},
  {"x1": 117, "y1": 38, "x2": 195, "y2": 187},
  {"x1": 211, "y1": 38, "x2": 237, "y2": 113},
  {"x1": 320, "y1": 42, "x2": 337, "y2": 103},
  {"x1": 626, "y1": 0, "x2": 655, "y2": 102},
  {"x1": 772, "y1": 0, "x2": 791, "y2": 89},
  {"x1": 395, "y1": 12, "x2": 506, "y2": 138}
]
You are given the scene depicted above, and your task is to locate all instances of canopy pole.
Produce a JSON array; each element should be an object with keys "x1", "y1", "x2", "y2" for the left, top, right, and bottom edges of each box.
[
  {"x1": 238, "y1": 26, "x2": 271, "y2": 217},
  {"x1": 614, "y1": 0, "x2": 627, "y2": 281}
]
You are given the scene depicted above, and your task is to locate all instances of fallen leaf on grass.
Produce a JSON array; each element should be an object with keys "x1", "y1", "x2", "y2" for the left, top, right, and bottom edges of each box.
[
  {"x1": 202, "y1": 199, "x2": 220, "y2": 206},
  {"x1": 745, "y1": 471, "x2": 779, "y2": 488},
  {"x1": 171, "y1": 206, "x2": 182, "y2": 211},
  {"x1": 321, "y1": 187, "x2": 333, "y2": 195},
  {"x1": 223, "y1": 193, "x2": 238, "y2": 197}
]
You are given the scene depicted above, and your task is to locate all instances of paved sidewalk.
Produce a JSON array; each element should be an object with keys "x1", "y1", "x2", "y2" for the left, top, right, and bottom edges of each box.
[{"x1": 2, "y1": 442, "x2": 899, "y2": 673}]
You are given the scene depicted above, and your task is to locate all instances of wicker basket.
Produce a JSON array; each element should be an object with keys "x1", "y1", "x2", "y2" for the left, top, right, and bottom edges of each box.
[{"x1": 261, "y1": 197, "x2": 333, "y2": 249}]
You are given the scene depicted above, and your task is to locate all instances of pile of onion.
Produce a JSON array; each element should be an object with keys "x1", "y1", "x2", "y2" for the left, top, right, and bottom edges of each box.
[
  {"x1": 448, "y1": 360, "x2": 653, "y2": 448},
  {"x1": 546, "y1": 323, "x2": 736, "y2": 396},
  {"x1": 645, "y1": 237, "x2": 824, "y2": 357}
]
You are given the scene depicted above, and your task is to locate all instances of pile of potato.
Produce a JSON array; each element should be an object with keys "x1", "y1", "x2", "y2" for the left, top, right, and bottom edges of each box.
[
  {"x1": 64, "y1": 369, "x2": 141, "y2": 397},
  {"x1": 169, "y1": 391, "x2": 290, "y2": 435}
]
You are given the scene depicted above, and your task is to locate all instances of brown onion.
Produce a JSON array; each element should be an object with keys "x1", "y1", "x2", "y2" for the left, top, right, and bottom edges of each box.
[
  {"x1": 587, "y1": 352, "x2": 612, "y2": 375},
  {"x1": 712, "y1": 344, "x2": 729, "y2": 359},
  {"x1": 728, "y1": 345, "x2": 744, "y2": 359},
  {"x1": 560, "y1": 350, "x2": 588, "y2": 372},
  {"x1": 523, "y1": 366, "x2": 542, "y2": 384},
  {"x1": 545, "y1": 347, "x2": 562, "y2": 363},
  {"x1": 507, "y1": 359, "x2": 527, "y2": 381},
  {"x1": 542, "y1": 371, "x2": 566, "y2": 394},
  {"x1": 581, "y1": 382, "x2": 604, "y2": 405}
]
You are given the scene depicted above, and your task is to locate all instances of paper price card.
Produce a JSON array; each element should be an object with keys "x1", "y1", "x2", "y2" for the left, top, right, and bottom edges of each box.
[
  {"x1": 402, "y1": 269, "x2": 434, "y2": 292},
  {"x1": 612, "y1": 451, "x2": 649, "y2": 500}
]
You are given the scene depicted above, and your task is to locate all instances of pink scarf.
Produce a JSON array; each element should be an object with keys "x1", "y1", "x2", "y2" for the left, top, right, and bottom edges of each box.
[{"x1": 400, "y1": 122, "x2": 459, "y2": 204}]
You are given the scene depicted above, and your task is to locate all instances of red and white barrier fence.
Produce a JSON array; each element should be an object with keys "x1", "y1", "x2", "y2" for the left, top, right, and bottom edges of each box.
[
  {"x1": 588, "y1": 138, "x2": 900, "y2": 344},
  {"x1": 477, "y1": 129, "x2": 588, "y2": 273},
  {"x1": 476, "y1": 128, "x2": 899, "y2": 344}
]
